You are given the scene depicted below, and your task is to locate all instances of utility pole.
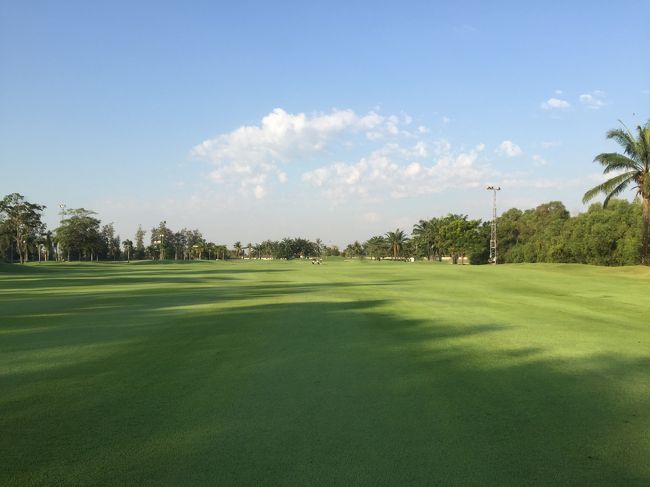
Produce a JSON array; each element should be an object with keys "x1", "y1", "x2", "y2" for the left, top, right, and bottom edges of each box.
[{"x1": 486, "y1": 186, "x2": 501, "y2": 264}]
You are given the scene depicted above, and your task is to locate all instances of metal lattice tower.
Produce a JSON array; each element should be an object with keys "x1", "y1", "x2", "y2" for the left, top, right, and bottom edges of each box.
[{"x1": 486, "y1": 186, "x2": 500, "y2": 264}]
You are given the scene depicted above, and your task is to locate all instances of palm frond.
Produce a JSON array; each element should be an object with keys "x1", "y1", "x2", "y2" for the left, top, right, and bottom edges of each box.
[
  {"x1": 582, "y1": 171, "x2": 635, "y2": 204},
  {"x1": 637, "y1": 122, "x2": 650, "y2": 169},
  {"x1": 594, "y1": 152, "x2": 640, "y2": 172},
  {"x1": 607, "y1": 127, "x2": 641, "y2": 163},
  {"x1": 602, "y1": 178, "x2": 633, "y2": 207}
]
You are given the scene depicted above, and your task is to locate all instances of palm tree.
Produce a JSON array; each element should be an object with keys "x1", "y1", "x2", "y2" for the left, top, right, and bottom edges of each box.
[
  {"x1": 233, "y1": 241, "x2": 242, "y2": 259},
  {"x1": 385, "y1": 229, "x2": 409, "y2": 260},
  {"x1": 412, "y1": 218, "x2": 438, "y2": 260},
  {"x1": 583, "y1": 121, "x2": 650, "y2": 264},
  {"x1": 122, "y1": 239, "x2": 134, "y2": 262}
]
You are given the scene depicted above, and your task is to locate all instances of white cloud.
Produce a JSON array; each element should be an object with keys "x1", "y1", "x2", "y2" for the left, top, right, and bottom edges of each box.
[
  {"x1": 501, "y1": 176, "x2": 593, "y2": 190},
  {"x1": 417, "y1": 125, "x2": 429, "y2": 134},
  {"x1": 193, "y1": 108, "x2": 391, "y2": 198},
  {"x1": 301, "y1": 143, "x2": 490, "y2": 202},
  {"x1": 301, "y1": 167, "x2": 330, "y2": 187},
  {"x1": 579, "y1": 91, "x2": 607, "y2": 109},
  {"x1": 532, "y1": 154, "x2": 547, "y2": 166},
  {"x1": 554, "y1": 89, "x2": 563, "y2": 95},
  {"x1": 496, "y1": 140, "x2": 523, "y2": 157},
  {"x1": 541, "y1": 97, "x2": 570, "y2": 109}
]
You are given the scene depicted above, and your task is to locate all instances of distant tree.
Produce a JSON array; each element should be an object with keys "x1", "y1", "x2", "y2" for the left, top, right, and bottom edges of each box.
[
  {"x1": 344, "y1": 241, "x2": 364, "y2": 257},
  {"x1": 583, "y1": 121, "x2": 650, "y2": 264},
  {"x1": 233, "y1": 241, "x2": 242, "y2": 258},
  {"x1": 38, "y1": 230, "x2": 54, "y2": 262},
  {"x1": 151, "y1": 221, "x2": 172, "y2": 260},
  {"x1": 252, "y1": 243, "x2": 262, "y2": 259},
  {"x1": 101, "y1": 223, "x2": 120, "y2": 261},
  {"x1": 205, "y1": 242, "x2": 218, "y2": 260},
  {"x1": 412, "y1": 218, "x2": 437, "y2": 260},
  {"x1": 135, "y1": 225, "x2": 146, "y2": 259},
  {"x1": 385, "y1": 229, "x2": 409, "y2": 260},
  {"x1": 364, "y1": 235, "x2": 387, "y2": 260},
  {"x1": 469, "y1": 222, "x2": 491, "y2": 264},
  {"x1": 0, "y1": 193, "x2": 46, "y2": 263},
  {"x1": 122, "y1": 239, "x2": 134, "y2": 262},
  {"x1": 56, "y1": 208, "x2": 101, "y2": 261},
  {"x1": 326, "y1": 245, "x2": 341, "y2": 256},
  {"x1": 214, "y1": 244, "x2": 228, "y2": 259},
  {"x1": 437, "y1": 215, "x2": 468, "y2": 264}
]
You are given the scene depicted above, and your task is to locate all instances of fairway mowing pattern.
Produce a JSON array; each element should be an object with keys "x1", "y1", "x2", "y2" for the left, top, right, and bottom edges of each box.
[{"x1": 1, "y1": 260, "x2": 650, "y2": 486}]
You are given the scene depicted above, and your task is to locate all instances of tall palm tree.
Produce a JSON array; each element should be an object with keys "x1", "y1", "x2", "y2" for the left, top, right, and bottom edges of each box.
[
  {"x1": 412, "y1": 218, "x2": 438, "y2": 260},
  {"x1": 233, "y1": 241, "x2": 242, "y2": 258},
  {"x1": 583, "y1": 121, "x2": 650, "y2": 264},
  {"x1": 385, "y1": 229, "x2": 409, "y2": 260}
]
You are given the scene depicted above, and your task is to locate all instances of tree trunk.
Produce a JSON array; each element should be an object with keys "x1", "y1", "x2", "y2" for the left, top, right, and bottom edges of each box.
[
  {"x1": 16, "y1": 232, "x2": 22, "y2": 263},
  {"x1": 642, "y1": 196, "x2": 649, "y2": 265}
]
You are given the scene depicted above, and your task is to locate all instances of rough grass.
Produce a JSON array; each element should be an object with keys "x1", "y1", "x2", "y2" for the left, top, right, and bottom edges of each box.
[{"x1": 1, "y1": 260, "x2": 649, "y2": 485}]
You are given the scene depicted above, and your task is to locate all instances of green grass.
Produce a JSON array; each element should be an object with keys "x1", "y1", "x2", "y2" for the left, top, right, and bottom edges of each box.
[{"x1": 1, "y1": 260, "x2": 649, "y2": 486}]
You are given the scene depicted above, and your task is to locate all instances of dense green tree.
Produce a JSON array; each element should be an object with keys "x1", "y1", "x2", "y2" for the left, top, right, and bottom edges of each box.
[
  {"x1": 583, "y1": 121, "x2": 650, "y2": 264},
  {"x1": 344, "y1": 241, "x2": 364, "y2": 257},
  {"x1": 233, "y1": 241, "x2": 242, "y2": 259},
  {"x1": 135, "y1": 225, "x2": 146, "y2": 259},
  {"x1": 101, "y1": 223, "x2": 120, "y2": 261},
  {"x1": 55, "y1": 208, "x2": 102, "y2": 261},
  {"x1": 412, "y1": 218, "x2": 438, "y2": 260},
  {"x1": 122, "y1": 239, "x2": 134, "y2": 262},
  {"x1": 469, "y1": 222, "x2": 491, "y2": 264},
  {"x1": 385, "y1": 229, "x2": 408, "y2": 260},
  {"x1": 151, "y1": 221, "x2": 173, "y2": 260},
  {"x1": 314, "y1": 238, "x2": 324, "y2": 258},
  {"x1": 0, "y1": 193, "x2": 46, "y2": 263},
  {"x1": 364, "y1": 235, "x2": 388, "y2": 260}
]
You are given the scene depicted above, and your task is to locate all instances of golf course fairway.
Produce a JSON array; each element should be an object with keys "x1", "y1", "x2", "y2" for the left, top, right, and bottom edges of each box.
[{"x1": 1, "y1": 260, "x2": 649, "y2": 485}]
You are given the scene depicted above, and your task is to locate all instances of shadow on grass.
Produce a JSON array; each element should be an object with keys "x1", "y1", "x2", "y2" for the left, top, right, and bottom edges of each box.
[{"x1": 1, "y1": 288, "x2": 649, "y2": 485}]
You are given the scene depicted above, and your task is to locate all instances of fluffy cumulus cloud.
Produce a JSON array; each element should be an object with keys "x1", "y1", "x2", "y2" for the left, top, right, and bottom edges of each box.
[
  {"x1": 541, "y1": 97, "x2": 570, "y2": 109},
  {"x1": 496, "y1": 140, "x2": 523, "y2": 157},
  {"x1": 301, "y1": 142, "x2": 490, "y2": 202},
  {"x1": 192, "y1": 107, "x2": 552, "y2": 204},
  {"x1": 579, "y1": 90, "x2": 607, "y2": 109},
  {"x1": 192, "y1": 108, "x2": 408, "y2": 198}
]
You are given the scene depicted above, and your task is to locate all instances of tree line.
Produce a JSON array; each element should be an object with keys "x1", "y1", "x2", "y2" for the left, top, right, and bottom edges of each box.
[
  {"x1": 0, "y1": 192, "x2": 644, "y2": 266},
  {"x1": 344, "y1": 199, "x2": 643, "y2": 265}
]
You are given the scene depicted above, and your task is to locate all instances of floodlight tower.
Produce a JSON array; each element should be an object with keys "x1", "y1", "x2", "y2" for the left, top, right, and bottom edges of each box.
[{"x1": 486, "y1": 186, "x2": 501, "y2": 264}]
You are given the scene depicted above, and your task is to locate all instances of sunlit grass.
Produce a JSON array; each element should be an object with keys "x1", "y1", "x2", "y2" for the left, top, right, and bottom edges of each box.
[{"x1": 1, "y1": 260, "x2": 649, "y2": 485}]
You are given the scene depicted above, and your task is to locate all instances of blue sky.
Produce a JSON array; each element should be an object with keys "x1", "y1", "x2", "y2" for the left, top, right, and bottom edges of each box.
[{"x1": 1, "y1": 0, "x2": 648, "y2": 246}]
